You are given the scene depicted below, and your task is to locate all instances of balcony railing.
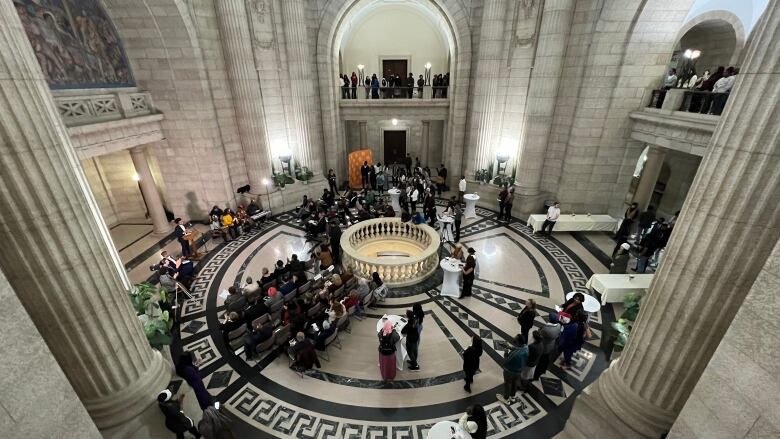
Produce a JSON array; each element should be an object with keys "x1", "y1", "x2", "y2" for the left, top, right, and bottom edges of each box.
[
  {"x1": 339, "y1": 85, "x2": 449, "y2": 100},
  {"x1": 53, "y1": 90, "x2": 155, "y2": 127},
  {"x1": 678, "y1": 90, "x2": 730, "y2": 115}
]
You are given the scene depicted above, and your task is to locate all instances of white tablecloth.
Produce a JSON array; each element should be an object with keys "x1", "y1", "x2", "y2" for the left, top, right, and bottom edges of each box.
[
  {"x1": 463, "y1": 194, "x2": 479, "y2": 219},
  {"x1": 586, "y1": 274, "x2": 654, "y2": 305},
  {"x1": 526, "y1": 214, "x2": 618, "y2": 233},
  {"x1": 387, "y1": 188, "x2": 402, "y2": 213},
  {"x1": 440, "y1": 257, "x2": 462, "y2": 298},
  {"x1": 376, "y1": 315, "x2": 408, "y2": 370},
  {"x1": 427, "y1": 421, "x2": 472, "y2": 439}
]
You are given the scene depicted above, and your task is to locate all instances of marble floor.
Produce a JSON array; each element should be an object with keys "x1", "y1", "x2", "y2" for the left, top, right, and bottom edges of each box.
[{"x1": 170, "y1": 196, "x2": 617, "y2": 438}]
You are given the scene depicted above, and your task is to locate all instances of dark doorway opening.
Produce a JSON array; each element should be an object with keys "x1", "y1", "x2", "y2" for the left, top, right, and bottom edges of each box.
[
  {"x1": 382, "y1": 59, "x2": 408, "y2": 80},
  {"x1": 384, "y1": 130, "x2": 407, "y2": 165}
]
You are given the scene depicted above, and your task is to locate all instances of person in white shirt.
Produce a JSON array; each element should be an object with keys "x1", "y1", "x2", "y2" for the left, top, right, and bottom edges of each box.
[
  {"x1": 711, "y1": 67, "x2": 737, "y2": 115},
  {"x1": 458, "y1": 176, "x2": 467, "y2": 204},
  {"x1": 541, "y1": 202, "x2": 560, "y2": 235},
  {"x1": 410, "y1": 187, "x2": 419, "y2": 212},
  {"x1": 663, "y1": 68, "x2": 677, "y2": 90}
]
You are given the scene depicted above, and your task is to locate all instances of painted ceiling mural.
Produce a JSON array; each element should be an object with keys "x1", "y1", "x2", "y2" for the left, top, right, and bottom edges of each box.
[{"x1": 13, "y1": 0, "x2": 134, "y2": 89}]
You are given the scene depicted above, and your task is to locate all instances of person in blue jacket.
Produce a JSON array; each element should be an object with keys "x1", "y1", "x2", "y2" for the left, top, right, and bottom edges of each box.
[{"x1": 497, "y1": 334, "x2": 528, "y2": 405}]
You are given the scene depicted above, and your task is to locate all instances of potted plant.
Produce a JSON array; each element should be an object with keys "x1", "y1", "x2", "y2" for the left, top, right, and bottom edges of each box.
[
  {"x1": 605, "y1": 293, "x2": 642, "y2": 361},
  {"x1": 475, "y1": 168, "x2": 492, "y2": 185},
  {"x1": 295, "y1": 165, "x2": 314, "y2": 184},
  {"x1": 272, "y1": 172, "x2": 294, "y2": 189},
  {"x1": 129, "y1": 283, "x2": 173, "y2": 350}
]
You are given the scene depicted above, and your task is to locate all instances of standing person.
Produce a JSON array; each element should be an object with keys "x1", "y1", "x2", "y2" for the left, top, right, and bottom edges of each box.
[
  {"x1": 417, "y1": 74, "x2": 424, "y2": 98},
  {"x1": 496, "y1": 335, "x2": 529, "y2": 405},
  {"x1": 342, "y1": 74, "x2": 350, "y2": 98},
  {"x1": 517, "y1": 299, "x2": 537, "y2": 343},
  {"x1": 378, "y1": 320, "x2": 400, "y2": 380},
  {"x1": 364, "y1": 75, "x2": 371, "y2": 98},
  {"x1": 327, "y1": 169, "x2": 339, "y2": 195},
  {"x1": 174, "y1": 218, "x2": 191, "y2": 257},
  {"x1": 413, "y1": 303, "x2": 424, "y2": 347},
  {"x1": 410, "y1": 186, "x2": 419, "y2": 212},
  {"x1": 541, "y1": 202, "x2": 560, "y2": 235},
  {"x1": 610, "y1": 243, "x2": 631, "y2": 274},
  {"x1": 404, "y1": 153, "x2": 413, "y2": 175},
  {"x1": 176, "y1": 352, "x2": 214, "y2": 410},
  {"x1": 521, "y1": 331, "x2": 543, "y2": 389},
  {"x1": 533, "y1": 312, "x2": 562, "y2": 381},
  {"x1": 459, "y1": 405, "x2": 488, "y2": 439},
  {"x1": 369, "y1": 163, "x2": 377, "y2": 190},
  {"x1": 437, "y1": 164, "x2": 448, "y2": 194},
  {"x1": 638, "y1": 205, "x2": 656, "y2": 239},
  {"x1": 453, "y1": 197, "x2": 463, "y2": 242},
  {"x1": 350, "y1": 71, "x2": 358, "y2": 99},
  {"x1": 462, "y1": 335, "x2": 483, "y2": 393},
  {"x1": 157, "y1": 389, "x2": 201, "y2": 439},
  {"x1": 376, "y1": 165, "x2": 386, "y2": 193},
  {"x1": 616, "y1": 202, "x2": 639, "y2": 241},
  {"x1": 328, "y1": 221, "x2": 342, "y2": 265},
  {"x1": 360, "y1": 161, "x2": 370, "y2": 189},
  {"x1": 401, "y1": 309, "x2": 420, "y2": 370},
  {"x1": 558, "y1": 312, "x2": 579, "y2": 370},
  {"x1": 504, "y1": 187, "x2": 515, "y2": 221},
  {"x1": 458, "y1": 176, "x2": 467, "y2": 204},
  {"x1": 460, "y1": 248, "x2": 476, "y2": 298},
  {"x1": 663, "y1": 68, "x2": 678, "y2": 90},
  {"x1": 371, "y1": 74, "x2": 380, "y2": 99},
  {"x1": 498, "y1": 185, "x2": 508, "y2": 220},
  {"x1": 406, "y1": 73, "x2": 415, "y2": 98},
  {"x1": 198, "y1": 406, "x2": 234, "y2": 439}
]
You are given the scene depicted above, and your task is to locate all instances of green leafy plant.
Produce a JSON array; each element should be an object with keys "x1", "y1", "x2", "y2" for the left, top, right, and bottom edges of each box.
[
  {"x1": 493, "y1": 175, "x2": 515, "y2": 186},
  {"x1": 610, "y1": 293, "x2": 643, "y2": 352},
  {"x1": 611, "y1": 319, "x2": 632, "y2": 352},
  {"x1": 475, "y1": 168, "x2": 492, "y2": 184},
  {"x1": 620, "y1": 292, "x2": 642, "y2": 321},
  {"x1": 129, "y1": 283, "x2": 173, "y2": 350},
  {"x1": 295, "y1": 165, "x2": 314, "y2": 182},
  {"x1": 272, "y1": 172, "x2": 294, "y2": 188}
]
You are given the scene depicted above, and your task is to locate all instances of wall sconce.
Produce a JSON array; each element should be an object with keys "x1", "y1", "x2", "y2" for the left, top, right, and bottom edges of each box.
[
  {"x1": 683, "y1": 49, "x2": 701, "y2": 60},
  {"x1": 391, "y1": 118, "x2": 398, "y2": 126},
  {"x1": 424, "y1": 62, "x2": 432, "y2": 85},
  {"x1": 357, "y1": 64, "x2": 365, "y2": 84}
]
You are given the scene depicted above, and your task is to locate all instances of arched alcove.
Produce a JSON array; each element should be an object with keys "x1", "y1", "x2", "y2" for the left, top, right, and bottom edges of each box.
[{"x1": 674, "y1": 12, "x2": 745, "y2": 74}]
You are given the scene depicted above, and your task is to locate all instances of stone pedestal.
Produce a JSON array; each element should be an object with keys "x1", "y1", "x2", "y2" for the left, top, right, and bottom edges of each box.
[
  {"x1": 0, "y1": 2, "x2": 168, "y2": 430},
  {"x1": 632, "y1": 146, "x2": 666, "y2": 211},
  {"x1": 130, "y1": 146, "x2": 170, "y2": 235},
  {"x1": 559, "y1": 2, "x2": 780, "y2": 436}
]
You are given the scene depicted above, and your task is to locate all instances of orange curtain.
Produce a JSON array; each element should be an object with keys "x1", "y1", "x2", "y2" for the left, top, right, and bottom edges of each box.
[{"x1": 348, "y1": 149, "x2": 373, "y2": 189}]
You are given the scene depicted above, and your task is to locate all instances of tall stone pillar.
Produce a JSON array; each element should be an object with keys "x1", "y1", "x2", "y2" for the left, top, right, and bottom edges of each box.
[
  {"x1": 0, "y1": 1, "x2": 168, "y2": 430},
  {"x1": 515, "y1": 0, "x2": 576, "y2": 197},
  {"x1": 130, "y1": 146, "x2": 170, "y2": 235},
  {"x1": 632, "y1": 146, "x2": 666, "y2": 211},
  {"x1": 359, "y1": 121, "x2": 368, "y2": 149},
  {"x1": 281, "y1": 0, "x2": 323, "y2": 174},
  {"x1": 215, "y1": 0, "x2": 272, "y2": 190},
  {"x1": 421, "y1": 121, "x2": 430, "y2": 166},
  {"x1": 464, "y1": 0, "x2": 506, "y2": 178},
  {"x1": 559, "y1": 3, "x2": 780, "y2": 437}
]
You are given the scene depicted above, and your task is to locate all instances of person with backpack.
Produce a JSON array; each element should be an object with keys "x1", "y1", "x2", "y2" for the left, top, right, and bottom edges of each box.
[
  {"x1": 378, "y1": 319, "x2": 400, "y2": 380},
  {"x1": 496, "y1": 334, "x2": 529, "y2": 405}
]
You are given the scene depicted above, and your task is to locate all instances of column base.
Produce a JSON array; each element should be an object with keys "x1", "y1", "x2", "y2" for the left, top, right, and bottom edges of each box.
[
  {"x1": 85, "y1": 350, "x2": 171, "y2": 430},
  {"x1": 559, "y1": 366, "x2": 676, "y2": 439}
]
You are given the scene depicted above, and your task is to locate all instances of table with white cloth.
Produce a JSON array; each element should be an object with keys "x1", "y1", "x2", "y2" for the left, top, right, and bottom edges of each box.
[
  {"x1": 376, "y1": 314, "x2": 408, "y2": 370},
  {"x1": 440, "y1": 257, "x2": 462, "y2": 298},
  {"x1": 387, "y1": 188, "x2": 402, "y2": 213},
  {"x1": 427, "y1": 421, "x2": 473, "y2": 439},
  {"x1": 439, "y1": 215, "x2": 454, "y2": 242},
  {"x1": 463, "y1": 193, "x2": 479, "y2": 219},
  {"x1": 526, "y1": 213, "x2": 618, "y2": 233},
  {"x1": 586, "y1": 274, "x2": 654, "y2": 305}
]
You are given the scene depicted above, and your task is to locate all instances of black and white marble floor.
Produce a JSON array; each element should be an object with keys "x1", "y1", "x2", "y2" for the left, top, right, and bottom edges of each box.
[{"x1": 174, "y1": 199, "x2": 616, "y2": 438}]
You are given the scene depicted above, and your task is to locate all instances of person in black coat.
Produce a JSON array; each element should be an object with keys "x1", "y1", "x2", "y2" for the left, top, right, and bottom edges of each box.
[
  {"x1": 360, "y1": 161, "x2": 370, "y2": 188},
  {"x1": 517, "y1": 299, "x2": 537, "y2": 344},
  {"x1": 157, "y1": 390, "x2": 201, "y2": 439},
  {"x1": 462, "y1": 335, "x2": 483, "y2": 393},
  {"x1": 401, "y1": 310, "x2": 420, "y2": 370}
]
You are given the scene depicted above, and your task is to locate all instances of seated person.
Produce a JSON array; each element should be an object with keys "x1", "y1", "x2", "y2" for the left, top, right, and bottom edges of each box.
[
  {"x1": 279, "y1": 277, "x2": 297, "y2": 296},
  {"x1": 243, "y1": 294, "x2": 269, "y2": 329},
  {"x1": 259, "y1": 267, "x2": 275, "y2": 286},
  {"x1": 384, "y1": 205, "x2": 395, "y2": 217},
  {"x1": 273, "y1": 260, "x2": 288, "y2": 282},
  {"x1": 264, "y1": 287, "x2": 282, "y2": 307},
  {"x1": 327, "y1": 297, "x2": 346, "y2": 322},
  {"x1": 289, "y1": 300, "x2": 308, "y2": 334},
  {"x1": 242, "y1": 276, "x2": 260, "y2": 299},
  {"x1": 236, "y1": 205, "x2": 254, "y2": 231},
  {"x1": 293, "y1": 271, "x2": 308, "y2": 288},
  {"x1": 295, "y1": 196, "x2": 310, "y2": 221},
  {"x1": 317, "y1": 245, "x2": 333, "y2": 270},
  {"x1": 244, "y1": 321, "x2": 273, "y2": 360},
  {"x1": 412, "y1": 211, "x2": 426, "y2": 225},
  {"x1": 306, "y1": 212, "x2": 327, "y2": 236},
  {"x1": 343, "y1": 291, "x2": 361, "y2": 314},
  {"x1": 220, "y1": 312, "x2": 243, "y2": 346},
  {"x1": 246, "y1": 199, "x2": 260, "y2": 216},
  {"x1": 290, "y1": 332, "x2": 321, "y2": 370},
  {"x1": 282, "y1": 301, "x2": 302, "y2": 326},
  {"x1": 400, "y1": 211, "x2": 412, "y2": 223},
  {"x1": 208, "y1": 205, "x2": 223, "y2": 219},
  {"x1": 312, "y1": 320, "x2": 336, "y2": 350},
  {"x1": 327, "y1": 274, "x2": 342, "y2": 294},
  {"x1": 340, "y1": 267, "x2": 355, "y2": 285},
  {"x1": 221, "y1": 210, "x2": 238, "y2": 239},
  {"x1": 210, "y1": 215, "x2": 227, "y2": 240},
  {"x1": 370, "y1": 271, "x2": 387, "y2": 301},
  {"x1": 158, "y1": 267, "x2": 177, "y2": 295},
  {"x1": 286, "y1": 254, "x2": 304, "y2": 273},
  {"x1": 316, "y1": 288, "x2": 331, "y2": 307},
  {"x1": 224, "y1": 286, "x2": 246, "y2": 311},
  {"x1": 160, "y1": 250, "x2": 178, "y2": 274}
]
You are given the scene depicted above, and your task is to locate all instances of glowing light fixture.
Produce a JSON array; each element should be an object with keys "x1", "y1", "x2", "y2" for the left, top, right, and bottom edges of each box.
[{"x1": 391, "y1": 118, "x2": 398, "y2": 126}]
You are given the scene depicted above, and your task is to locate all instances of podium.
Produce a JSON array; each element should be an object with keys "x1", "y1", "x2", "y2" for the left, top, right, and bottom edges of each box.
[{"x1": 184, "y1": 229, "x2": 203, "y2": 260}]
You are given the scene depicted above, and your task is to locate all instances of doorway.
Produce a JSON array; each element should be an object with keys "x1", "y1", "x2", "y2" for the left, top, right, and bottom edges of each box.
[
  {"x1": 384, "y1": 130, "x2": 406, "y2": 165},
  {"x1": 382, "y1": 59, "x2": 408, "y2": 80}
]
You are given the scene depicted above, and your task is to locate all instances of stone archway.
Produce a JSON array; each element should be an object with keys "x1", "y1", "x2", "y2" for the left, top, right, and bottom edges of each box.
[
  {"x1": 675, "y1": 10, "x2": 746, "y2": 67},
  {"x1": 316, "y1": 0, "x2": 472, "y2": 187}
]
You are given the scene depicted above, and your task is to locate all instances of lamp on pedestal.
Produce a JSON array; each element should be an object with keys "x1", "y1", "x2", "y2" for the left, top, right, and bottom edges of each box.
[
  {"x1": 261, "y1": 178, "x2": 271, "y2": 212},
  {"x1": 278, "y1": 150, "x2": 293, "y2": 176},
  {"x1": 357, "y1": 64, "x2": 365, "y2": 84},
  {"x1": 424, "y1": 62, "x2": 432, "y2": 85},
  {"x1": 496, "y1": 152, "x2": 510, "y2": 175}
]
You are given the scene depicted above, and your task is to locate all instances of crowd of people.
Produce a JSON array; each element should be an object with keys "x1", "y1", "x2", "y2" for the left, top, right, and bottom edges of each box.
[
  {"x1": 207, "y1": 201, "x2": 262, "y2": 242},
  {"x1": 339, "y1": 71, "x2": 449, "y2": 99},
  {"x1": 662, "y1": 65, "x2": 739, "y2": 115},
  {"x1": 612, "y1": 203, "x2": 678, "y2": 274}
]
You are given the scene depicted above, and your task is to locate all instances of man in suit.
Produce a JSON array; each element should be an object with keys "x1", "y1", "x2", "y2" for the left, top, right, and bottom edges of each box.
[
  {"x1": 173, "y1": 218, "x2": 191, "y2": 257},
  {"x1": 244, "y1": 321, "x2": 274, "y2": 360},
  {"x1": 360, "y1": 161, "x2": 370, "y2": 189}
]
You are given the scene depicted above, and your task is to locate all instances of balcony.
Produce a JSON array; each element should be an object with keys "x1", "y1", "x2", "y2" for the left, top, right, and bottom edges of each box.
[
  {"x1": 338, "y1": 86, "x2": 450, "y2": 121},
  {"x1": 52, "y1": 88, "x2": 164, "y2": 159}
]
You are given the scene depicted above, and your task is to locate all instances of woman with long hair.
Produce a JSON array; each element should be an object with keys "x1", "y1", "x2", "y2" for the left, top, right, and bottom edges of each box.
[{"x1": 462, "y1": 335, "x2": 483, "y2": 393}]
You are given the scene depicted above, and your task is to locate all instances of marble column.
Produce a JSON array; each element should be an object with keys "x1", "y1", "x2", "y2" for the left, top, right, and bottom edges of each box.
[
  {"x1": 281, "y1": 0, "x2": 322, "y2": 174},
  {"x1": 515, "y1": 0, "x2": 576, "y2": 196},
  {"x1": 465, "y1": 0, "x2": 506, "y2": 177},
  {"x1": 215, "y1": 0, "x2": 272, "y2": 190},
  {"x1": 130, "y1": 146, "x2": 169, "y2": 235},
  {"x1": 421, "y1": 121, "x2": 430, "y2": 166},
  {"x1": 560, "y1": 2, "x2": 780, "y2": 437},
  {"x1": 632, "y1": 146, "x2": 666, "y2": 211},
  {"x1": 359, "y1": 121, "x2": 368, "y2": 149},
  {"x1": 0, "y1": 1, "x2": 168, "y2": 430}
]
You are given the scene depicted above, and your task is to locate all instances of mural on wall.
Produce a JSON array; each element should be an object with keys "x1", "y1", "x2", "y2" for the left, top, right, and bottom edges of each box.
[{"x1": 13, "y1": 0, "x2": 134, "y2": 89}]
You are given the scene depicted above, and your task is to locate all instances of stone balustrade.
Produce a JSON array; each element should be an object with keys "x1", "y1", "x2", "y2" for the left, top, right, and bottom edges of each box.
[
  {"x1": 340, "y1": 217, "x2": 441, "y2": 287},
  {"x1": 52, "y1": 89, "x2": 155, "y2": 127}
]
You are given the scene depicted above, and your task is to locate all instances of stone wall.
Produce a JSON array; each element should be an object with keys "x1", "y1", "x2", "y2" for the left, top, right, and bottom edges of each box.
[
  {"x1": 679, "y1": 21, "x2": 740, "y2": 72},
  {"x1": 0, "y1": 269, "x2": 101, "y2": 438},
  {"x1": 669, "y1": 237, "x2": 780, "y2": 438}
]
